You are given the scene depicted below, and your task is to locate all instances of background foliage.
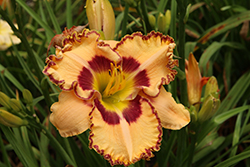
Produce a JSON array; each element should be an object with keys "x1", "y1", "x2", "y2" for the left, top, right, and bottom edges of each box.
[{"x1": 0, "y1": 0, "x2": 250, "y2": 166}]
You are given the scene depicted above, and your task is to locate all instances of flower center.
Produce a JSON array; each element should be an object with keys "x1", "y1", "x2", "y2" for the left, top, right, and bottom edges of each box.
[{"x1": 102, "y1": 62, "x2": 126, "y2": 98}]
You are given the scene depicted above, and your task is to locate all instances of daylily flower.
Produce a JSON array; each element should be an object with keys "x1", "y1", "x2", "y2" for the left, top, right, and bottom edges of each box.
[
  {"x1": 185, "y1": 53, "x2": 209, "y2": 110},
  {"x1": 43, "y1": 27, "x2": 190, "y2": 166},
  {"x1": 0, "y1": 19, "x2": 21, "y2": 51}
]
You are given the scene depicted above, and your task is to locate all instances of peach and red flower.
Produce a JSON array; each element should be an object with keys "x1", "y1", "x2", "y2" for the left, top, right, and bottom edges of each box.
[{"x1": 43, "y1": 27, "x2": 190, "y2": 166}]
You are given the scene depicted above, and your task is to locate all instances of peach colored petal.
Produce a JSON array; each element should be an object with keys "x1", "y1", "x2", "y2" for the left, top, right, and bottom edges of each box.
[
  {"x1": 89, "y1": 96, "x2": 162, "y2": 166},
  {"x1": 114, "y1": 31, "x2": 177, "y2": 97},
  {"x1": 141, "y1": 86, "x2": 190, "y2": 130},
  {"x1": 50, "y1": 91, "x2": 93, "y2": 137}
]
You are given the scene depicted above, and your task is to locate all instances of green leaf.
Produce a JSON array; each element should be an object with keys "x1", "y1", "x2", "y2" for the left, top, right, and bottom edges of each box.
[
  {"x1": 216, "y1": 71, "x2": 250, "y2": 115},
  {"x1": 15, "y1": 0, "x2": 55, "y2": 38},
  {"x1": 197, "y1": 10, "x2": 250, "y2": 44},
  {"x1": 199, "y1": 42, "x2": 245, "y2": 74},
  {"x1": 214, "y1": 106, "x2": 249, "y2": 125},
  {"x1": 193, "y1": 136, "x2": 225, "y2": 163},
  {"x1": 0, "y1": 64, "x2": 25, "y2": 91},
  {"x1": 1, "y1": 126, "x2": 38, "y2": 167},
  {"x1": 12, "y1": 45, "x2": 42, "y2": 94},
  {"x1": 214, "y1": 149, "x2": 250, "y2": 167},
  {"x1": 43, "y1": 0, "x2": 62, "y2": 34}
]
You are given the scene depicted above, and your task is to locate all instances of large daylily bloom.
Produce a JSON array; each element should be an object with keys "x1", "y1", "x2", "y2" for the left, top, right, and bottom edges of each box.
[{"x1": 43, "y1": 27, "x2": 190, "y2": 166}]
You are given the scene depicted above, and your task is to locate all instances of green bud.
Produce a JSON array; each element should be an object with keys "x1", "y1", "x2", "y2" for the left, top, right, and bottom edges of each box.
[
  {"x1": 0, "y1": 108, "x2": 28, "y2": 127},
  {"x1": 204, "y1": 76, "x2": 219, "y2": 98},
  {"x1": 22, "y1": 89, "x2": 33, "y2": 104},
  {"x1": 148, "y1": 14, "x2": 156, "y2": 30},
  {"x1": 157, "y1": 12, "x2": 166, "y2": 33},
  {"x1": 165, "y1": 10, "x2": 171, "y2": 32},
  {"x1": 124, "y1": 0, "x2": 137, "y2": 7},
  {"x1": 0, "y1": 92, "x2": 11, "y2": 110},
  {"x1": 189, "y1": 105, "x2": 198, "y2": 123},
  {"x1": 9, "y1": 98, "x2": 22, "y2": 113},
  {"x1": 198, "y1": 94, "x2": 220, "y2": 122},
  {"x1": 184, "y1": 4, "x2": 191, "y2": 23}
]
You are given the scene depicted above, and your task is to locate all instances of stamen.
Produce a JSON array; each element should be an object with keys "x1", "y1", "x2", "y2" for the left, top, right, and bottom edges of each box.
[{"x1": 102, "y1": 61, "x2": 126, "y2": 97}]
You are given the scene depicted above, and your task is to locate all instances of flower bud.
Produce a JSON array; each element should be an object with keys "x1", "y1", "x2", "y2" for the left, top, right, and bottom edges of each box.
[
  {"x1": 148, "y1": 14, "x2": 156, "y2": 30},
  {"x1": 189, "y1": 105, "x2": 198, "y2": 123},
  {"x1": 165, "y1": 10, "x2": 171, "y2": 33},
  {"x1": 9, "y1": 98, "x2": 22, "y2": 113},
  {"x1": 22, "y1": 89, "x2": 33, "y2": 104},
  {"x1": 124, "y1": 0, "x2": 137, "y2": 7},
  {"x1": 0, "y1": 92, "x2": 11, "y2": 110},
  {"x1": 204, "y1": 76, "x2": 219, "y2": 98},
  {"x1": 86, "y1": 0, "x2": 115, "y2": 40},
  {"x1": 198, "y1": 93, "x2": 220, "y2": 122},
  {"x1": 157, "y1": 12, "x2": 166, "y2": 33},
  {"x1": 0, "y1": 108, "x2": 28, "y2": 127}
]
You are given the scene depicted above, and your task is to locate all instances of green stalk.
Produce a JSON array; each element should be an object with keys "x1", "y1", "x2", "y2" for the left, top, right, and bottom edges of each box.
[
  {"x1": 170, "y1": 0, "x2": 178, "y2": 99},
  {"x1": 176, "y1": 0, "x2": 188, "y2": 106},
  {"x1": 186, "y1": 124, "x2": 197, "y2": 167},
  {"x1": 135, "y1": 5, "x2": 147, "y2": 34},
  {"x1": 121, "y1": 3, "x2": 129, "y2": 37},
  {"x1": 174, "y1": 1, "x2": 188, "y2": 167},
  {"x1": 175, "y1": 128, "x2": 187, "y2": 167},
  {"x1": 66, "y1": 0, "x2": 73, "y2": 28},
  {"x1": 140, "y1": 0, "x2": 152, "y2": 32}
]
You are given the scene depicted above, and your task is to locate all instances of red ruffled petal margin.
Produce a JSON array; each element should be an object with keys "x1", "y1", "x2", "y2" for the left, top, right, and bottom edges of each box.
[{"x1": 88, "y1": 96, "x2": 162, "y2": 166}]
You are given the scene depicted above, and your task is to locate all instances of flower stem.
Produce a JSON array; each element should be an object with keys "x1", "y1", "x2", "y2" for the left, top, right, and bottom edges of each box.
[{"x1": 176, "y1": 0, "x2": 188, "y2": 106}]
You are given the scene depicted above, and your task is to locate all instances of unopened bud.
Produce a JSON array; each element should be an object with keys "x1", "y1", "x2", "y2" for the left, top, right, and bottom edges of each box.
[
  {"x1": 184, "y1": 4, "x2": 191, "y2": 23},
  {"x1": 204, "y1": 76, "x2": 219, "y2": 98},
  {"x1": 198, "y1": 93, "x2": 220, "y2": 122},
  {"x1": 9, "y1": 98, "x2": 22, "y2": 113},
  {"x1": 124, "y1": 0, "x2": 137, "y2": 7},
  {"x1": 157, "y1": 12, "x2": 166, "y2": 33},
  {"x1": 189, "y1": 105, "x2": 198, "y2": 123},
  {"x1": 22, "y1": 89, "x2": 33, "y2": 104},
  {"x1": 148, "y1": 14, "x2": 156, "y2": 29},
  {"x1": 0, "y1": 92, "x2": 11, "y2": 110},
  {"x1": 165, "y1": 10, "x2": 171, "y2": 32},
  {"x1": 86, "y1": 0, "x2": 115, "y2": 40},
  {"x1": 0, "y1": 108, "x2": 28, "y2": 127}
]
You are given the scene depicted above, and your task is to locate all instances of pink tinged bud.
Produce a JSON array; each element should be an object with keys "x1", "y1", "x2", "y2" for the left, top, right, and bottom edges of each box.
[
  {"x1": 86, "y1": 0, "x2": 115, "y2": 40},
  {"x1": 186, "y1": 53, "x2": 202, "y2": 107}
]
